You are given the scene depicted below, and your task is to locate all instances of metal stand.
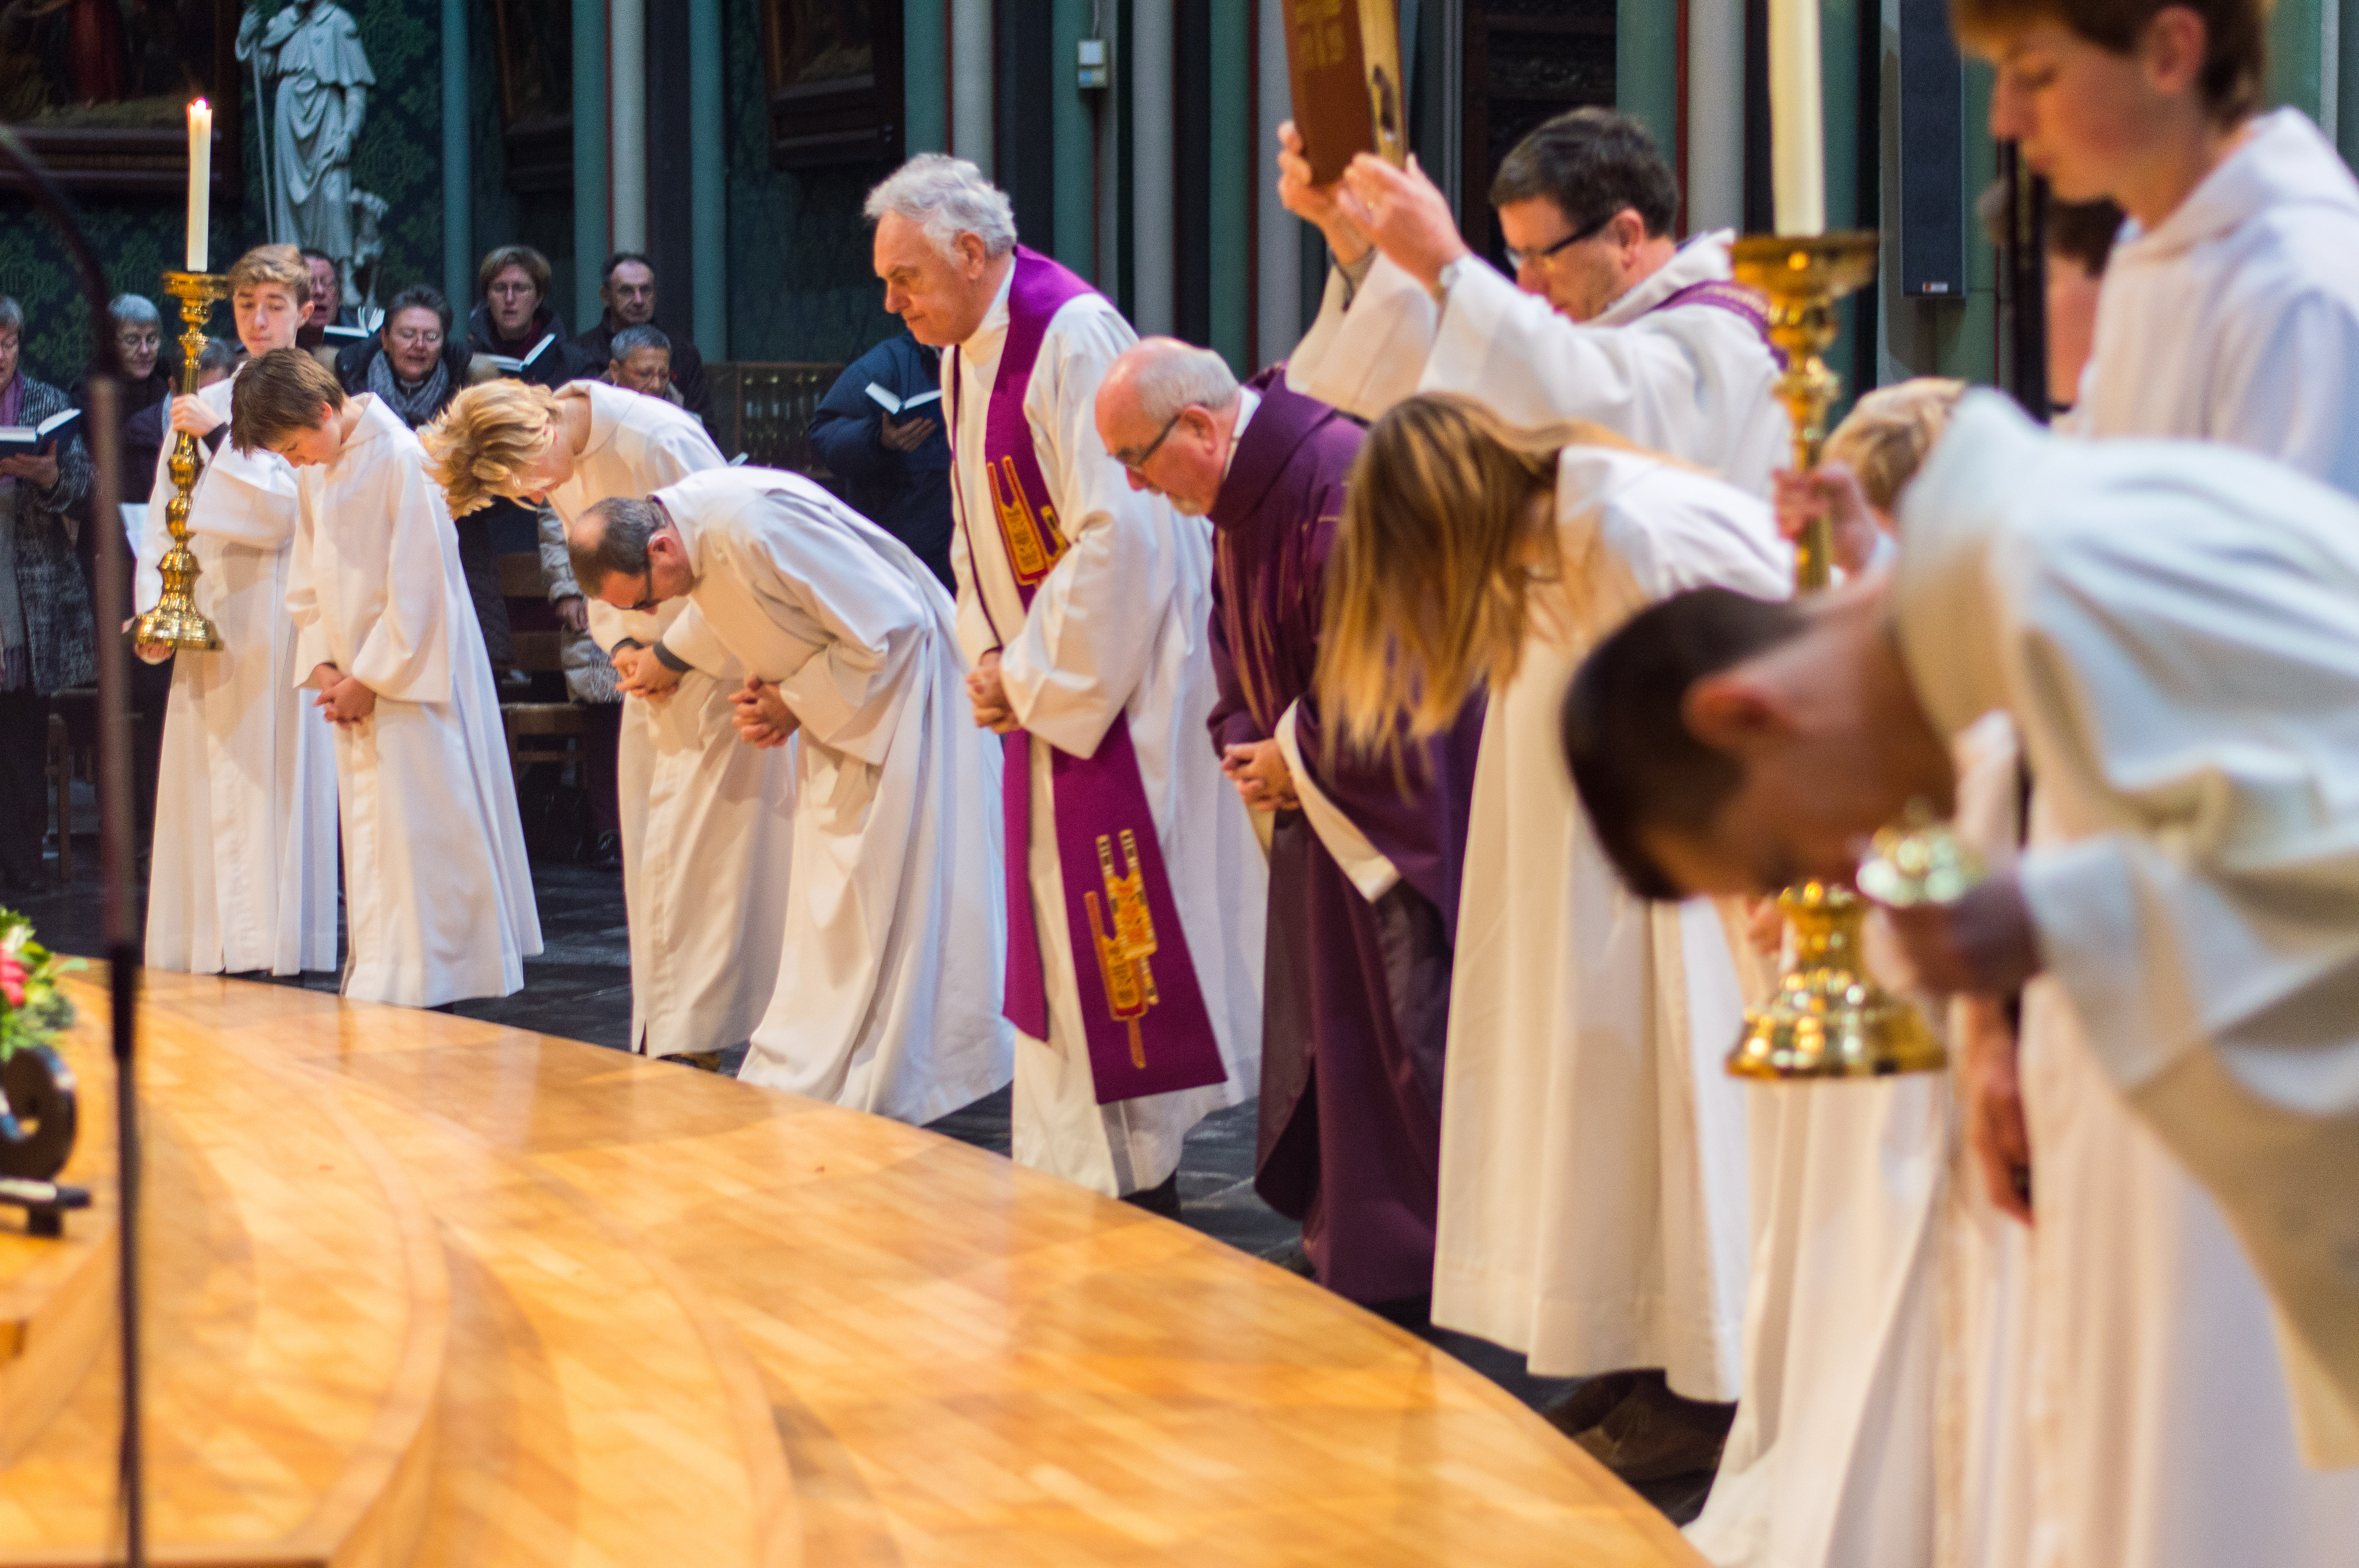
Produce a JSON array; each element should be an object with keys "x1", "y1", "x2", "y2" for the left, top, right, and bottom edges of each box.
[{"x1": 129, "y1": 271, "x2": 228, "y2": 652}]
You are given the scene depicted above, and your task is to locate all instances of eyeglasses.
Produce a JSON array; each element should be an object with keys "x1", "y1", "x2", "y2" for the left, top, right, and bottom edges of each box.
[
  {"x1": 1505, "y1": 211, "x2": 1615, "y2": 273},
  {"x1": 1112, "y1": 409, "x2": 1185, "y2": 474},
  {"x1": 390, "y1": 327, "x2": 444, "y2": 347}
]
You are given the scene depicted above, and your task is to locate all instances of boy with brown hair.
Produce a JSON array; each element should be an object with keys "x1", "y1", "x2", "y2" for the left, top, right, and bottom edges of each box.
[
  {"x1": 235, "y1": 348, "x2": 541, "y2": 1009},
  {"x1": 138, "y1": 243, "x2": 340, "y2": 981}
]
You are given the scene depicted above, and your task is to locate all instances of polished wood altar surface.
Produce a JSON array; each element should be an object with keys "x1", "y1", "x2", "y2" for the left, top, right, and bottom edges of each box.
[{"x1": 5, "y1": 971, "x2": 1706, "y2": 1566}]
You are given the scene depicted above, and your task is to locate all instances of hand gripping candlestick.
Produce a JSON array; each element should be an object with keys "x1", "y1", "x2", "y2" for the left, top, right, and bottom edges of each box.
[
  {"x1": 1722, "y1": 232, "x2": 1944, "y2": 1079},
  {"x1": 130, "y1": 270, "x2": 229, "y2": 652}
]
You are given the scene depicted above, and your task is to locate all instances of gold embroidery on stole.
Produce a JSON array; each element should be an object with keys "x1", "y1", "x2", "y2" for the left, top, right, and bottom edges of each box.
[
  {"x1": 1085, "y1": 829, "x2": 1161, "y2": 1067},
  {"x1": 989, "y1": 455, "x2": 1068, "y2": 586}
]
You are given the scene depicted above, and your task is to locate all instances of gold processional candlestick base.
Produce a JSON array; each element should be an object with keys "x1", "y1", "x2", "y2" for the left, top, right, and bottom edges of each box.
[
  {"x1": 131, "y1": 270, "x2": 229, "y2": 652},
  {"x1": 1723, "y1": 231, "x2": 1943, "y2": 1080}
]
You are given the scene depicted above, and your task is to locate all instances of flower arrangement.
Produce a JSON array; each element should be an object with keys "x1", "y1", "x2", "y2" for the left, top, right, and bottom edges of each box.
[{"x1": 0, "y1": 910, "x2": 81, "y2": 1059}]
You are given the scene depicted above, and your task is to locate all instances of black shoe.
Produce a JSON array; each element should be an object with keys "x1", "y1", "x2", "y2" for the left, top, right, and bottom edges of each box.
[
  {"x1": 583, "y1": 830, "x2": 621, "y2": 870},
  {"x1": 1570, "y1": 1370, "x2": 1735, "y2": 1483},
  {"x1": 1544, "y1": 1371, "x2": 1642, "y2": 1439},
  {"x1": 1121, "y1": 1172, "x2": 1183, "y2": 1219}
]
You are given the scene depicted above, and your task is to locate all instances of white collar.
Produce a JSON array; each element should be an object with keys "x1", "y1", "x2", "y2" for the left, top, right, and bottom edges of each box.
[
  {"x1": 1221, "y1": 386, "x2": 1262, "y2": 482},
  {"x1": 1596, "y1": 229, "x2": 1737, "y2": 326}
]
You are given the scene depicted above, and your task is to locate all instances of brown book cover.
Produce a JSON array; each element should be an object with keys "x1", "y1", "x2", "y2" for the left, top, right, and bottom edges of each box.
[{"x1": 1283, "y1": 0, "x2": 1408, "y2": 185}]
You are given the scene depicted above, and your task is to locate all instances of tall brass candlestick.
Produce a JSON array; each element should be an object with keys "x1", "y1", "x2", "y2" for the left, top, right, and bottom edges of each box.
[
  {"x1": 131, "y1": 270, "x2": 228, "y2": 652},
  {"x1": 1722, "y1": 232, "x2": 1943, "y2": 1080}
]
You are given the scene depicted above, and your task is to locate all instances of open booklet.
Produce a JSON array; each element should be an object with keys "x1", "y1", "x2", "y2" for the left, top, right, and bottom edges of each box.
[
  {"x1": 488, "y1": 333, "x2": 560, "y2": 375},
  {"x1": 865, "y1": 382, "x2": 944, "y2": 418},
  {"x1": 0, "y1": 406, "x2": 81, "y2": 457}
]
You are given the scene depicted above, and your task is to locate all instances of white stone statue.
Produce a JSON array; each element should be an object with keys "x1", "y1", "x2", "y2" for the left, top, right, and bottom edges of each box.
[{"x1": 238, "y1": 1, "x2": 375, "y2": 261}]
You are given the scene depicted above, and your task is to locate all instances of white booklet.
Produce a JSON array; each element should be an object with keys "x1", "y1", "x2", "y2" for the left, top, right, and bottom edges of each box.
[{"x1": 865, "y1": 382, "x2": 943, "y2": 417}]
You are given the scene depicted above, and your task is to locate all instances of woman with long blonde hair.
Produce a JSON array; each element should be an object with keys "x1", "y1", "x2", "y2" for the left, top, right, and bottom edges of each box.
[{"x1": 1318, "y1": 392, "x2": 1788, "y2": 1473}]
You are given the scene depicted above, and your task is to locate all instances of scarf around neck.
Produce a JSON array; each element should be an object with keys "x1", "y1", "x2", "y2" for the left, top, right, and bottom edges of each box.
[{"x1": 368, "y1": 347, "x2": 449, "y2": 427}]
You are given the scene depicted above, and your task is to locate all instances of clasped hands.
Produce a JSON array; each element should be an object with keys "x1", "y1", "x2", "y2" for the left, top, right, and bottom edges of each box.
[
  {"x1": 729, "y1": 675, "x2": 798, "y2": 748},
  {"x1": 611, "y1": 643, "x2": 681, "y2": 701},
  {"x1": 965, "y1": 648, "x2": 1020, "y2": 735},
  {"x1": 1221, "y1": 739, "x2": 1298, "y2": 813},
  {"x1": 307, "y1": 662, "x2": 375, "y2": 726}
]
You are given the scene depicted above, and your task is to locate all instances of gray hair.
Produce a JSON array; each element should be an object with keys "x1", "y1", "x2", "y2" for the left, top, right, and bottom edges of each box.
[
  {"x1": 1122, "y1": 338, "x2": 1240, "y2": 428},
  {"x1": 863, "y1": 153, "x2": 1018, "y2": 260},
  {"x1": 572, "y1": 495, "x2": 665, "y2": 594},
  {"x1": 0, "y1": 297, "x2": 20, "y2": 338},
  {"x1": 196, "y1": 337, "x2": 239, "y2": 377},
  {"x1": 108, "y1": 293, "x2": 162, "y2": 328},
  {"x1": 610, "y1": 323, "x2": 671, "y2": 360}
]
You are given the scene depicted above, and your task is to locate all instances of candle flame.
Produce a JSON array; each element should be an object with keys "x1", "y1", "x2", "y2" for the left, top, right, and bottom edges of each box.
[{"x1": 191, "y1": 98, "x2": 207, "y2": 114}]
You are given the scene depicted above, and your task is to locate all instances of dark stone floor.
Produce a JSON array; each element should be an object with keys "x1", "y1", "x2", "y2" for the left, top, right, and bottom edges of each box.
[{"x1": 13, "y1": 788, "x2": 1711, "y2": 1524}]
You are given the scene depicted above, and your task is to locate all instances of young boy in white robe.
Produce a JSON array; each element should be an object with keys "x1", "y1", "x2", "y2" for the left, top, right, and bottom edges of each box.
[
  {"x1": 1276, "y1": 109, "x2": 1786, "y2": 493},
  {"x1": 1939, "y1": 1, "x2": 2359, "y2": 1557},
  {"x1": 1315, "y1": 392, "x2": 1790, "y2": 1480},
  {"x1": 569, "y1": 472, "x2": 1010, "y2": 1124},
  {"x1": 136, "y1": 244, "x2": 338, "y2": 978},
  {"x1": 423, "y1": 379, "x2": 792, "y2": 1062},
  {"x1": 234, "y1": 348, "x2": 542, "y2": 1009}
]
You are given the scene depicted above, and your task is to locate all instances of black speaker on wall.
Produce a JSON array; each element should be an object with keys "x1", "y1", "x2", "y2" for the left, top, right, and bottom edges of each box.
[{"x1": 1897, "y1": 0, "x2": 1966, "y2": 299}]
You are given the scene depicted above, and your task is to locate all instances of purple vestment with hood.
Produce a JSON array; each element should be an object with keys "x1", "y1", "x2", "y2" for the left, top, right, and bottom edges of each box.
[{"x1": 1207, "y1": 367, "x2": 1484, "y2": 1304}]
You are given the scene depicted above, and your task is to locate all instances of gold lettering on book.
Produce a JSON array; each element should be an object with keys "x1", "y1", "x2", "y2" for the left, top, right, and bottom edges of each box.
[
  {"x1": 989, "y1": 455, "x2": 1068, "y2": 585},
  {"x1": 1085, "y1": 830, "x2": 1161, "y2": 1069},
  {"x1": 1292, "y1": 0, "x2": 1347, "y2": 70}
]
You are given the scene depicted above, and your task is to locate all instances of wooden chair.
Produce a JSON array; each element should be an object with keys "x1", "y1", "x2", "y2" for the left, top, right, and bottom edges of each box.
[
  {"x1": 45, "y1": 713, "x2": 71, "y2": 883},
  {"x1": 495, "y1": 553, "x2": 586, "y2": 784}
]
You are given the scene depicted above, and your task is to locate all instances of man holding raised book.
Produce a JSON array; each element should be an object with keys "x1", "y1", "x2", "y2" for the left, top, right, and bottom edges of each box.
[{"x1": 1279, "y1": 106, "x2": 1787, "y2": 496}]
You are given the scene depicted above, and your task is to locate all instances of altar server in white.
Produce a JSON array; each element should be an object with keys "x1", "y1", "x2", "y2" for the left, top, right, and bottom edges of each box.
[
  {"x1": 1278, "y1": 109, "x2": 1785, "y2": 494},
  {"x1": 864, "y1": 154, "x2": 1263, "y2": 1207},
  {"x1": 424, "y1": 378, "x2": 793, "y2": 1060},
  {"x1": 235, "y1": 349, "x2": 541, "y2": 1008},
  {"x1": 570, "y1": 472, "x2": 1009, "y2": 1122},
  {"x1": 1956, "y1": 0, "x2": 2359, "y2": 1543},
  {"x1": 1317, "y1": 394, "x2": 1787, "y2": 1465},
  {"x1": 136, "y1": 244, "x2": 338, "y2": 978},
  {"x1": 1566, "y1": 395, "x2": 2359, "y2": 1541}
]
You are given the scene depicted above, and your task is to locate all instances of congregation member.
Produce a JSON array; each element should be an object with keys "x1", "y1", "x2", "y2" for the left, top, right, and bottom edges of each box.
[
  {"x1": 810, "y1": 328, "x2": 955, "y2": 591},
  {"x1": 604, "y1": 325, "x2": 681, "y2": 404},
  {"x1": 1279, "y1": 108, "x2": 1786, "y2": 494},
  {"x1": 136, "y1": 245, "x2": 338, "y2": 978},
  {"x1": 1561, "y1": 393, "x2": 2359, "y2": 1520},
  {"x1": 1952, "y1": 2, "x2": 2359, "y2": 1559},
  {"x1": 334, "y1": 285, "x2": 471, "y2": 431},
  {"x1": 1095, "y1": 337, "x2": 1480, "y2": 1307},
  {"x1": 867, "y1": 153, "x2": 1264, "y2": 1211},
  {"x1": 571, "y1": 473, "x2": 1010, "y2": 1120},
  {"x1": 1316, "y1": 392, "x2": 1788, "y2": 1475},
  {"x1": 235, "y1": 348, "x2": 540, "y2": 1008},
  {"x1": 424, "y1": 376, "x2": 794, "y2": 1063},
  {"x1": 571, "y1": 253, "x2": 716, "y2": 437},
  {"x1": 0, "y1": 296, "x2": 94, "y2": 893},
  {"x1": 296, "y1": 246, "x2": 359, "y2": 350}
]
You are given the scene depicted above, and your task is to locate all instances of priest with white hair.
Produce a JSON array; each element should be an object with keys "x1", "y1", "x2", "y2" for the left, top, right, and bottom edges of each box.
[
  {"x1": 571, "y1": 470, "x2": 1011, "y2": 1123},
  {"x1": 863, "y1": 152, "x2": 1264, "y2": 1210},
  {"x1": 1278, "y1": 107, "x2": 1785, "y2": 494}
]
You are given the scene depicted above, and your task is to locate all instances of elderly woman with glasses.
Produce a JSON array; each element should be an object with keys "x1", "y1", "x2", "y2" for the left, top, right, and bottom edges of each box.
[{"x1": 0, "y1": 295, "x2": 95, "y2": 890}]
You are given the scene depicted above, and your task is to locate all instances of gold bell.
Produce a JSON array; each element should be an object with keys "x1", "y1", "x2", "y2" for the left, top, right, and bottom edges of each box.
[{"x1": 1728, "y1": 881, "x2": 1946, "y2": 1080}]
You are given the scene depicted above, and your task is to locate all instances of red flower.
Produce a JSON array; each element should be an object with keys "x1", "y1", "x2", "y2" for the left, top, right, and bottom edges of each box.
[{"x1": 0, "y1": 952, "x2": 24, "y2": 1009}]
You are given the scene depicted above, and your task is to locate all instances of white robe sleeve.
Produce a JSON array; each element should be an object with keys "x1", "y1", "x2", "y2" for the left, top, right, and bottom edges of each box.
[
  {"x1": 1284, "y1": 256, "x2": 1439, "y2": 420},
  {"x1": 992, "y1": 307, "x2": 1184, "y2": 759},
  {"x1": 747, "y1": 505, "x2": 927, "y2": 767},
  {"x1": 343, "y1": 452, "x2": 455, "y2": 705},
  {"x1": 948, "y1": 486, "x2": 999, "y2": 668},
  {"x1": 2209, "y1": 287, "x2": 2359, "y2": 496},
  {"x1": 286, "y1": 472, "x2": 330, "y2": 680}
]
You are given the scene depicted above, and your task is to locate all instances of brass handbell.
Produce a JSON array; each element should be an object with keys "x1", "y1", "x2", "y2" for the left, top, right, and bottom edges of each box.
[{"x1": 1728, "y1": 881, "x2": 1945, "y2": 1080}]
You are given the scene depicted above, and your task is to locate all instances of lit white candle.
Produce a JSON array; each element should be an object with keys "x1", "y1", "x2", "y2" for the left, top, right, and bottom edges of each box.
[
  {"x1": 1767, "y1": 0, "x2": 1826, "y2": 236},
  {"x1": 186, "y1": 98, "x2": 211, "y2": 272}
]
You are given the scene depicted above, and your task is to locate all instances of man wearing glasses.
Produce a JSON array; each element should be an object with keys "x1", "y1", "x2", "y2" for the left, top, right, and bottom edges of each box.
[{"x1": 1279, "y1": 107, "x2": 1788, "y2": 497}]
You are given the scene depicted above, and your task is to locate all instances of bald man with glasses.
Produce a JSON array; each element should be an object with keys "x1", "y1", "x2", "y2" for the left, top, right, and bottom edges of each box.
[{"x1": 1280, "y1": 107, "x2": 1788, "y2": 497}]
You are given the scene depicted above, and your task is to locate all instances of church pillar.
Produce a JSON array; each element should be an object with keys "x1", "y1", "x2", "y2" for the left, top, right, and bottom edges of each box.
[
  {"x1": 951, "y1": 0, "x2": 994, "y2": 173},
  {"x1": 689, "y1": 0, "x2": 727, "y2": 357},
  {"x1": 1253, "y1": 0, "x2": 1302, "y2": 368},
  {"x1": 609, "y1": 0, "x2": 648, "y2": 256},
  {"x1": 1686, "y1": 0, "x2": 1747, "y2": 235},
  {"x1": 572, "y1": 0, "x2": 610, "y2": 330},
  {"x1": 441, "y1": 0, "x2": 472, "y2": 309},
  {"x1": 1129, "y1": 0, "x2": 1175, "y2": 336}
]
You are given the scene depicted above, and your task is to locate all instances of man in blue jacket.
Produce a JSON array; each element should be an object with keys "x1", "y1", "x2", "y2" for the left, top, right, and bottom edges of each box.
[{"x1": 809, "y1": 329, "x2": 953, "y2": 590}]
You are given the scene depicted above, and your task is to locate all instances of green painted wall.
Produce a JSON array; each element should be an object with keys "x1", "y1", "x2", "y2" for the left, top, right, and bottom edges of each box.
[
  {"x1": 906, "y1": 0, "x2": 949, "y2": 154},
  {"x1": 1615, "y1": 0, "x2": 1680, "y2": 151},
  {"x1": 1052, "y1": 0, "x2": 1098, "y2": 279},
  {"x1": 1209, "y1": 0, "x2": 1252, "y2": 372},
  {"x1": 2267, "y1": 0, "x2": 2326, "y2": 120},
  {"x1": 2343, "y1": 0, "x2": 2359, "y2": 162}
]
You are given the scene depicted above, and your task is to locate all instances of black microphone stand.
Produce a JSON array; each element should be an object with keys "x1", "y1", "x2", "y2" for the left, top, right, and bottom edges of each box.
[{"x1": 0, "y1": 125, "x2": 144, "y2": 1568}]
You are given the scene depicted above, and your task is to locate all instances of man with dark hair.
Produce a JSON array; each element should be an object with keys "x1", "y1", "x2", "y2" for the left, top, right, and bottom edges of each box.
[
  {"x1": 1565, "y1": 392, "x2": 2359, "y2": 1501},
  {"x1": 1279, "y1": 106, "x2": 1786, "y2": 494},
  {"x1": 296, "y1": 246, "x2": 358, "y2": 349},
  {"x1": 808, "y1": 327, "x2": 952, "y2": 589},
  {"x1": 572, "y1": 252, "x2": 715, "y2": 436}
]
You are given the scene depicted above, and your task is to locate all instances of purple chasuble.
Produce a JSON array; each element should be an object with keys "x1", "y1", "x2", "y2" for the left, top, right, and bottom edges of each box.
[
  {"x1": 1207, "y1": 368, "x2": 1483, "y2": 1303},
  {"x1": 951, "y1": 246, "x2": 1227, "y2": 1105}
]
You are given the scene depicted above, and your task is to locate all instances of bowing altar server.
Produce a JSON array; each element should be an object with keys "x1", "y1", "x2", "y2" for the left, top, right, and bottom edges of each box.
[
  {"x1": 136, "y1": 244, "x2": 338, "y2": 978},
  {"x1": 425, "y1": 378, "x2": 793, "y2": 1062},
  {"x1": 1279, "y1": 109, "x2": 1785, "y2": 493},
  {"x1": 571, "y1": 470, "x2": 1010, "y2": 1123},
  {"x1": 235, "y1": 349, "x2": 541, "y2": 1008},
  {"x1": 1562, "y1": 393, "x2": 2359, "y2": 1542},
  {"x1": 865, "y1": 154, "x2": 1263, "y2": 1208},
  {"x1": 1096, "y1": 338, "x2": 1482, "y2": 1303},
  {"x1": 1319, "y1": 393, "x2": 1789, "y2": 1474}
]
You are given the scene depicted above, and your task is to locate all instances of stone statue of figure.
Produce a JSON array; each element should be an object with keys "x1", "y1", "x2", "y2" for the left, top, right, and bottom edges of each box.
[{"x1": 237, "y1": 0, "x2": 374, "y2": 259}]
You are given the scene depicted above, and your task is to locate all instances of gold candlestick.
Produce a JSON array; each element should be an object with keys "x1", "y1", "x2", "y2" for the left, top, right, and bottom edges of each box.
[
  {"x1": 1723, "y1": 231, "x2": 1943, "y2": 1080},
  {"x1": 131, "y1": 270, "x2": 228, "y2": 652}
]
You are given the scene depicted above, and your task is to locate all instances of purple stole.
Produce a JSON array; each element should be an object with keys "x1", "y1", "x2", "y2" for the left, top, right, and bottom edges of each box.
[
  {"x1": 1650, "y1": 278, "x2": 1786, "y2": 367},
  {"x1": 952, "y1": 247, "x2": 1227, "y2": 1105}
]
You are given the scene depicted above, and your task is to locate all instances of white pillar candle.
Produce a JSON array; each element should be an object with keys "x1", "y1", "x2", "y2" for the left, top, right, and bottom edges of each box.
[
  {"x1": 186, "y1": 98, "x2": 212, "y2": 272},
  {"x1": 1767, "y1": 0, "x2": 1826, "y2": 236}
]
